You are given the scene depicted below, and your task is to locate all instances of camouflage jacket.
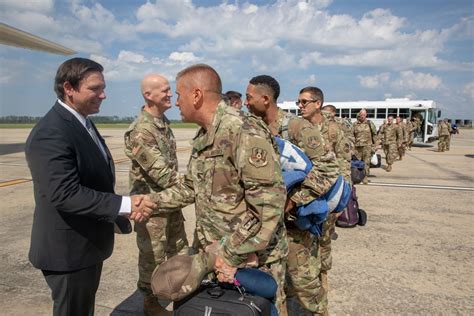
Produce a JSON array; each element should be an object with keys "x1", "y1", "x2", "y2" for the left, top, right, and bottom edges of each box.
[
  {"x1": 270, "y1": 108, "x2": 340, "y2": 206},
  {"x1": 335, "y1": 117, "x2": 355, "y2": 150},
  {"x1": 380, "y1": 123, "x2": 402, "y2": 147},
  {"x1": 406, "y1": 121, "x2": 415, "y2": 135},
  {"x1": 352, "y1": 119, "x2": 377, "y2": 147},
  {"x1": 124, "y1": 108, "x2": 181, "y2": 213},
  {"x1": 321, "y1": 112, "x2": 351, "y2": 182},
  {"x1": 151, "y1": 101, "x2": 288, "y2": 267},
  {"x1": 396, "y1": 122, "x2": 408, "y2": 143},
  {"x1": 438, "y1": 122, "x2": 450, "y2": 136}
]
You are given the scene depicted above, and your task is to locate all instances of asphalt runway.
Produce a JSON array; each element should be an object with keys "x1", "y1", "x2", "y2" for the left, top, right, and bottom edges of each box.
[{"x1": 0, "y1": 127, "x2": 473, "y2": 315}]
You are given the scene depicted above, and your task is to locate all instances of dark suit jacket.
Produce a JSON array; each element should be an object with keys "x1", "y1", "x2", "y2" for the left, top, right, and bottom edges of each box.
[{"x1": 25, "y1": 102, "x2": 122, "y2": 271}]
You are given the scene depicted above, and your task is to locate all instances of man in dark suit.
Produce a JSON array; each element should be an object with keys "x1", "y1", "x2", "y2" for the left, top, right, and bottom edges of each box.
[{"x1": 25, "y1": 57, "x2": 156, "y2": 316}]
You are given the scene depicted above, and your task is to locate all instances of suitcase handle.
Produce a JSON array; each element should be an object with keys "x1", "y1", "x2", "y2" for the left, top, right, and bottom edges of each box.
[{"x1": 207, "y1": 287, "x2": 225, "y2": 298}]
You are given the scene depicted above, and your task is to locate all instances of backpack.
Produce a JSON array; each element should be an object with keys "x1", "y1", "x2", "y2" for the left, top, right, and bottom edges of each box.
[
  {"x1": 336, "y1": 185, "x2": 367, "y2": 228},
  {"x1": 350, "y1": 157, "x2": 365, "y2": 184}
]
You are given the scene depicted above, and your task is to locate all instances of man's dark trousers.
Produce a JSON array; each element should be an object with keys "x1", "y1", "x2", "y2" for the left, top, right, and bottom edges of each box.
[{"x1": 42, "y1": 263, "x2": 103, "y2": 315}]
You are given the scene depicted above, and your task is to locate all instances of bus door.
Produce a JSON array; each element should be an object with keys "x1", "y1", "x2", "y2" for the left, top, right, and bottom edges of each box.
[{"x1": 410, "y1": 109, "x2": 426, "y2": 143}]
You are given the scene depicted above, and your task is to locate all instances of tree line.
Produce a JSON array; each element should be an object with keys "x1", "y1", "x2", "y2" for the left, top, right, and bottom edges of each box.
[{"x1": 0, "y1": 116, "x2": 136, "y2": 124}]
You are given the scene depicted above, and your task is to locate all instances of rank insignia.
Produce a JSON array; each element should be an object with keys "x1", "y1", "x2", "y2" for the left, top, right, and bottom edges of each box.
[{"x1": 248, "y1": 147, "x2": 268, "y2": 168}]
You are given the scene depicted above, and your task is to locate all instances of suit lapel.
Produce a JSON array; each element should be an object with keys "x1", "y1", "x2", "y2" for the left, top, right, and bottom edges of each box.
[{"x1": 53, "y1": 103, "x2": 115, "y2": 184}]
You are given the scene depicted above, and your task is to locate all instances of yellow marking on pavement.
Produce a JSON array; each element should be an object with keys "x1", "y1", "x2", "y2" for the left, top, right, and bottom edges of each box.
[
  {"x1": 0, "y1": 178, "x2": 32, "y2": 188},
  {"x1": 114, "y1": 157, "x2": 130, "y2": 164},
  {"x1": 176, "y1": 146, "x2": 191, "y2": 152}
]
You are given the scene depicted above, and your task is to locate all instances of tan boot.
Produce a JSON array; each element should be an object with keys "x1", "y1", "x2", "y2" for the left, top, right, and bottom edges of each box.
[
  {"x1": 385, "y1": 164, "x2": 392, "y2": 172},
  {"x1": 144, "y1": 296, "x2": 171, "y2": 316},
  {"x1": 399, "y1": 155, "x2": 402, "y2": 160},
  {"x1": 362, "y1": 176, "x2": 369, "y2": 185}
]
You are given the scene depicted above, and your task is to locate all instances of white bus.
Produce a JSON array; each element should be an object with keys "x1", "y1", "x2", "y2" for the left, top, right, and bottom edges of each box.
[{"x1": 278, "y1": 98, "x2": 441, "y2": 143}]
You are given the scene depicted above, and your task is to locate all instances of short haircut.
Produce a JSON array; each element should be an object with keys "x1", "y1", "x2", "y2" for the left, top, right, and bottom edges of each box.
[
  {"x1": 176, "y1": 63, "x2": 222, "y2": 93},
  {"x1": 299, "y1": 86, "x2": 324, "y2": 105},
  {"x1": 225, "y1": 90, "x2": 242, "y2": 99},
  {"x1": 249, "y1": 75, "x2": 280, "y2": 101},
  {"x1": 322, "y1": 104, "x2": 336, "y2": 114},
  {"x1": 54, "y1": 58, "x2": 104, "y2": 100}
]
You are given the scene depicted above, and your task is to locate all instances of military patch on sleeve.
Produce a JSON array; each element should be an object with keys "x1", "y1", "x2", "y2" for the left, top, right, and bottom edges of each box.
[
  {"x1": 306, "y1": 136, "x2": 321, "y2": 149},
  {"x1": 248, "y1": 147, "x2": 268, "y2": 168}
]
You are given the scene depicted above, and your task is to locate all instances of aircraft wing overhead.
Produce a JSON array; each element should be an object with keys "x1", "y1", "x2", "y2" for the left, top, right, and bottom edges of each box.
[{"x1": 0, "y1": 23, "x2": 75, "y2": 55}]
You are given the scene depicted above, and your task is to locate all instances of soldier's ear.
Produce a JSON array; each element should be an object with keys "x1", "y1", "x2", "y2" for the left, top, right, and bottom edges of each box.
[{"x1": 192, "y1": 88, "x2": 203, "y2": 108}]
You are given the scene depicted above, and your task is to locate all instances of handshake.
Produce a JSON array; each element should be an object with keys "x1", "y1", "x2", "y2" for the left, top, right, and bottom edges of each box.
[{"x1": 129, "y1": 194, "x2": 156, "y2": 223}]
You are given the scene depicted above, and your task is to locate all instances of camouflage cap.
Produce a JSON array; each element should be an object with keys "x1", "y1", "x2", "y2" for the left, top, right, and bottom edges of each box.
[{"x1": 151, "y1": 252, "x2": 216, "y2": 301}]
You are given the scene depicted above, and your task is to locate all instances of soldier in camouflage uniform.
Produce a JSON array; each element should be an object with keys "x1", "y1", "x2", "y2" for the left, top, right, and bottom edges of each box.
[
  {"x1": 305, "y1": 99, "x2": 351, "y2": 310},
  {"x1": 437, "y1": 119, "x2": 450, "y2": 152},
  {"x1": 395, "y1": 116, "x2": 408, "y2": 160},
  {"x1": 148, "y1": 65, "x2": 289, "y2": 315},
  {"x1": 379, "y1": 116, "x2": 402, "y2": 172},
  {"x1": 406, "y1": 118, "x2": 415, "y2": 150},
  {"x1": 352, "y1": 109, "x2": 377, "y2": 184},
  {"x1": 246, "y1": 77, "x2": 340, "y2": 316},
  {"x1": 445, "y1": 118, "x2": 452, "y2": 151},
  {"x1": 124, "y1": 74, "x2": 189, "y2": 315}
]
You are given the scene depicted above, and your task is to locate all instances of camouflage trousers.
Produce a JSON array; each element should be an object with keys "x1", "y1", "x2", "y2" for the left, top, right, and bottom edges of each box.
[
  {"x1": 135, "y1": 211, "x2": 188, "y2": 296},
  {"x1": 446, "y1": 135, "x2": 451, "y2": 150},
  {"x1": 285, "y1": 227, "x2": 326, "y2": 314},
  {"x1": 383, "y1": 143, "x2": 398, "y2": 165},
  {"x1": 261, "y1": 258, "x2": 288, "y2": 316},
  {"x1": 320, "y1": 213, "x2": 338, "y2": 272},
  {"x1": 438, "y1": 135, "x2": 449, "y2": 151},
  {"x1": 354, "y1": 145, "x2": 372, "y2": 177},
  {"x1": 398, "y1": 143, "x2": 406, "y2": 158},
  {"x1": 407, "y1": 133, "x2": 414, "y2": 149}
]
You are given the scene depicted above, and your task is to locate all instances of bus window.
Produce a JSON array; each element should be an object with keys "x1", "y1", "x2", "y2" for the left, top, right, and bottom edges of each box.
[
  {"x1": 282, "y1": 109, "x2": 289, "y2": 113},
  {"x1": 376, "y1": 108, "x2": 387, "y2": 119},
  {"x1": 399, "y1": 108, "x2": 410, "y2": 118},
  {"x1": 341, "y1": 108, "x2": 349, "y2": 118},
  {"x1": 290, "y1": 109, "x2": 297, "y2": 115},
  {"x1": 337, "y1": 108, "x2": 341, "y2": 117},
  {"x1": 366, "y1": 108, "x2": 375, "y2": 118},
  {"x1": 351, "y1": 108, "x2": 362, "y2": 118},
  {"x1": 388, "y1": 108, "x2": 397, "y2": 117},
  {"x1": 428, "y1": 108, "x2": 437, "y2": 124}
]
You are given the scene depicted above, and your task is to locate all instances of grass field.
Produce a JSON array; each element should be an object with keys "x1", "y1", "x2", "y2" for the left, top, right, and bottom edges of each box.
[{"x1": 0, "y1": 122, "x2": 198, "y2": 129}]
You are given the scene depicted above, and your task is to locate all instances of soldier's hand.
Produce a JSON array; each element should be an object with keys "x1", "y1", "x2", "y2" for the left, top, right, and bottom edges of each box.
[
  {"x1": 284, "y1": 198, "x2": 296, "y2": 214},
  {"x1": 130, "y1": 194, "x2": 156, "y2": 223},
  {"x1": 214, "y1": 255, "x2": 237, "y2": 284}
]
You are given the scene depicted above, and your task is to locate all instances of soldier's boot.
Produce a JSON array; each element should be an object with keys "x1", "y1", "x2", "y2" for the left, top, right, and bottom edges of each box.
[
  {"x1": 362, "y1": 176, "x2": 369, "y2": 185},
  {"x1": 144, "y1": 295, "x2": 171, "y2": 316},
  {"x1": 385, "y1": 164, "x2": 392, "y2": 172},
  {"x1": 399, "y1": 155, "x2": 402, "y2": 160}
]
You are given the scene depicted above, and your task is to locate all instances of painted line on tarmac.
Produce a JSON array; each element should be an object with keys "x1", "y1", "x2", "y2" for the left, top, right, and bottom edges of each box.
[
  {"x1": 368, "y1": 182, "x2": 473, "y2": 191},
  {"x1": 0, "y1": 178, "x2": 31, "y2": 188}
]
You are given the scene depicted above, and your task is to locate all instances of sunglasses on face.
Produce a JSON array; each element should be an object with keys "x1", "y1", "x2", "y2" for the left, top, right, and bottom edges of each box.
[{"x1": 295, "y1": 99, "x2": 319, "y2": 107}]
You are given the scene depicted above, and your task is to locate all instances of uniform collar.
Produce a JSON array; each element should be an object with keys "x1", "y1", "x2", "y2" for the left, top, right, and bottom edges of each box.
[{"x1": 193, "y1": 100, "x2": 227, "y2": 152}]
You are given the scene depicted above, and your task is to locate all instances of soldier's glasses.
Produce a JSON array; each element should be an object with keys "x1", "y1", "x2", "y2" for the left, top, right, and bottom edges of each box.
[{"x1": 295, "y1": 99, "x2": 319, "y2": 106}]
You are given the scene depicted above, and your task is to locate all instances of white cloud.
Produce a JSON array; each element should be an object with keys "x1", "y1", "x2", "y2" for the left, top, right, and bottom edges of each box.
[
  {"x1": 462, "y1": 82, "x2": 474, "y2": 101},
  {"x1": 305, "y1": 74, "x2": 317, "y2": 84},
  {"x1": 118, "y1": 51, "x2": 147, "y2": 63},
  {"x1": 169, "y1": 52, "x2": 199, "y2": 64},
  {"x1": 358, "y1": 73, "x2": 390, "y2": 88},
  {"x1": 0, "y1": 0, "x2": 53, "y2": 13},
  {"x1": 391, "y1": 71, "x2": 442, "y2": 91}
]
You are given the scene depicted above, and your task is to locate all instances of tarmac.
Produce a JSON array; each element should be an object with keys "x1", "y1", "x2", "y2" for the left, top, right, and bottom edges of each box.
[{"x1": 0, "y1": 127, "x2": 473, "y2": 315}]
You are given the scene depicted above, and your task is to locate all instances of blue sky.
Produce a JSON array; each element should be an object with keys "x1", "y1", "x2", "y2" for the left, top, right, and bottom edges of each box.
[{"x1": 0, "y1": 0, "x2": 473, "y2": 120}]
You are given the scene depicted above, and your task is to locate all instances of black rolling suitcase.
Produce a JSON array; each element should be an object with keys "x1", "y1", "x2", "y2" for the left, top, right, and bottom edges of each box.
[{"x1": 174, "y1": 284, "x2": 273, "y2": 316}]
